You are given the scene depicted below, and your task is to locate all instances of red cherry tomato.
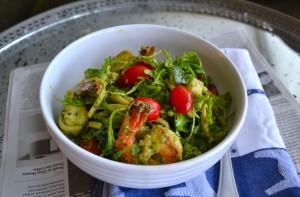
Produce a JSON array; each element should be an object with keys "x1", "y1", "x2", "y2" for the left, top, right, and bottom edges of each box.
[
  {"x1": 135, "y1": 97, "x2": 160, "y2": 121},
  {"x1": 80, "y1": 138, "x2": 101, "y2": 155},
  {"x1": 208, "y1": 84, "x2": 218, "y2": 95},
  {"x1": 119, "y1": 62, "x2": 153, "y2": 87},
  {"x1": 170, "y1": 85, "x2": 193, "y2": 114}
]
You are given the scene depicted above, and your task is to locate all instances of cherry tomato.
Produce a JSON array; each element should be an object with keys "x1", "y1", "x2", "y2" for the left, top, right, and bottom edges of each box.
[
  {"x1": 119, "y1": 62, "x2": 153, "y2": 87},
  {"x1": 208, "y1": 84, "x2": 218, "y2": 95},
  {"x1": 80, "y1": 138, "x2": 101, "y2": 155},
  {"x1": 170, "y1": 85, "x2": 193, "y2": 114},
  {"x1": 135, "y1": 97, "x2": 160, "y2": 121}
]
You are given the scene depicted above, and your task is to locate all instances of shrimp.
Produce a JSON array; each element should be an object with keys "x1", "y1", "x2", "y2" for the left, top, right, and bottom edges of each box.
[
  {"x1": 115, "y1": 99, "x2": 183, "y2": 164},
  {"x1": 115, "y1": 99, "x2": 151, "y2": 163},
  {"x1": 139, "y1": 125, "x2": 182, "y2": 164}
]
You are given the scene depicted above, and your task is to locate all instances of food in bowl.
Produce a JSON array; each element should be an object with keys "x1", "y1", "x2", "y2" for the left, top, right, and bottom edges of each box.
[
  {"x1": 40, "y1": 24, "x2": 247, "y2": 188},
  {"x1": 57, "y1": 46, "x2": 231, "y2": 165}
]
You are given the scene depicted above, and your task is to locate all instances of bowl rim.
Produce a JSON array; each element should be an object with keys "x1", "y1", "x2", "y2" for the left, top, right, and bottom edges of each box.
[{"x1": 39, "y1": 24, "x2": 248, "y2": 171}]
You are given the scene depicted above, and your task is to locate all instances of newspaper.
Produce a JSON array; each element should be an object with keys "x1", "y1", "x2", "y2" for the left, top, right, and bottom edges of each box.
[
  {"x1": 0, "y1": 65, "x2": 94, "y2": 196},
  {"x1": 1, "y1": 27, "x2": 300, "y2": 196}
]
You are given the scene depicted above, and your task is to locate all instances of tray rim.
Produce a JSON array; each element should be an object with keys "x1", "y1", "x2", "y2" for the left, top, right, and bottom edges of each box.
[{"x1": 1, "y1": 0, "x2": 300, "y2": 54}]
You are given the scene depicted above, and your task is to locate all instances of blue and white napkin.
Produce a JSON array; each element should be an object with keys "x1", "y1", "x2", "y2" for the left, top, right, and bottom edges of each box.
[{"x1": 92, "y1": 48, "x2": 300, "y2": 197}]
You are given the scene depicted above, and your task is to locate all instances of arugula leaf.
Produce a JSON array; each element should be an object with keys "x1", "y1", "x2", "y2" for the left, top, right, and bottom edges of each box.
[
  {"x1": 84, "y1": 57, "x2": 112, "y2": 80},
  {"x1": 135, "y1": 81, "x2": 168, "y2": 104},
  {"x1": 175, "y1": 114, "x2": 191, "y2": 133},
  {"x1": 127, "y1": 53, "x2": 161, "y2": 68},
  {"x1": 105, "y1": 107, "x2": 127, "y2": 155},
  {"x1": 207, "y1": 97, "x2": 217, "y2": 125},
  {"x1": 179, "y1": 51, "x2": 205, "y2": 76},
  {"x1": 107, "y1": 85, "x2": 127, "y2": 96},
  {"x1": 64, "y1": 98, "x2": 85, "y2": 106},
  {"x1": 209, "y1": 124, "x2": 224, "y2": 133},
  {"x1": 163, "y1": 49, "x2": 173, "y2": 68},
  {"x1": 172, "y1": 51, "x2": 206, "y2": 84},
  {"x1": 84, "y1": 68, "x2": 101, "y2": 79},
  {"x1": 99, "y1": 57, "x2": 112, "y2": 79},
  {"x1": 55, "y1": 90, "x2": 86, "y2": 106},
  {"x1": 187, "y1": 108, "x2": 197, "y2": 141},
  {"x1": 57, "y1": 96, "x2": 85, "y2": 106},
  {"x1": 213, "y1": 93, "x2": 232, "y2": 127},
  {"x1": 112, "y1": 146, "x2": 130, "y2": 160},
  {"x1": 214, "y1": 93, "x2": 232, "y2": 116},
  {"x1": 149, "y1": 67, "x2": 167, "y2": 86},
  {"x1": 126, "y1": 79, "x2": 145, "y2": 95},
  {"x1": 81, "y1": 128, "x2": 100, "y2": 140},
  {"x1": 111, "y1": 50, "x2": 134, "y2": 72},
  {"x1": 131, "y1": 144, "x2": 141, "y2": 156},
  {"x1": 182, "y1": 142, "x2": 202, "y2": 160}
]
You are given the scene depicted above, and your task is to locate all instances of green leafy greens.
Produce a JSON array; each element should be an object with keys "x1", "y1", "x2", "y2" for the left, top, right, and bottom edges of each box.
[{"x1": 57, "y1": 47, "x2": 232, "y2": 164}]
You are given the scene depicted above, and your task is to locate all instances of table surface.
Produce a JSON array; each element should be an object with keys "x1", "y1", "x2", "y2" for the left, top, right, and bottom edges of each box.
[{"x1": 0, "y1": 0, "x2": 300, "y2": 163}]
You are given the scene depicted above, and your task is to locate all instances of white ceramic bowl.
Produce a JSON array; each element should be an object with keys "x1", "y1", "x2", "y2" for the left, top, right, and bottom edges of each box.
[{"x1": 40, "y1": 24, "x2": 247, "y2": 188}]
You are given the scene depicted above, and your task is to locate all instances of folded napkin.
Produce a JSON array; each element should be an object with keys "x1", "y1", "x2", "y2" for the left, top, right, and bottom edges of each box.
[{"x1": 92, "y1": 48, "x2": 300, "y2": 197}]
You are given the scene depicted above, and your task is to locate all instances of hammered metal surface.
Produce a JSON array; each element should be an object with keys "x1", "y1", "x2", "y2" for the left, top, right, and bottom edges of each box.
[{"x1": 1, "y1": 0, "x2": 300, "y2": 158}]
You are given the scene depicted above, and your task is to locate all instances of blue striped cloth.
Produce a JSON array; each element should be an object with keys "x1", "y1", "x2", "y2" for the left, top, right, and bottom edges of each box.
[{"x1": 92, "y1": 49, "x2": 300, "y2": 197}]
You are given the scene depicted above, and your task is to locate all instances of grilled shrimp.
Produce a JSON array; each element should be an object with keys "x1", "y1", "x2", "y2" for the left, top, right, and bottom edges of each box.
[
  {"x1": 139, "y1": 125, "x2": 182, "y2": 164},
  {"x1": 115, "y1": 98, "x2": 182, "y2": 164},
  {"x1": 115, "y1": 99, "x2": 151, "y2": 163}
]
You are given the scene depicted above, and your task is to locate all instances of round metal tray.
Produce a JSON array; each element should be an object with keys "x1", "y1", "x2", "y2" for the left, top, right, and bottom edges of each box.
[{"x1": 1, "y1": 0, "x2": 300, "y2": 153}]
